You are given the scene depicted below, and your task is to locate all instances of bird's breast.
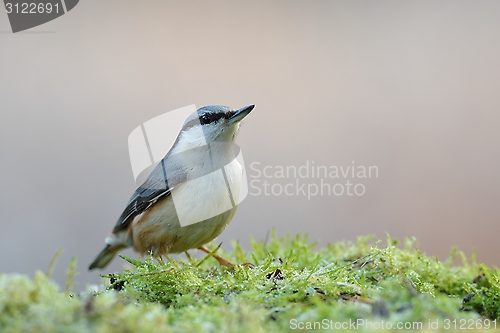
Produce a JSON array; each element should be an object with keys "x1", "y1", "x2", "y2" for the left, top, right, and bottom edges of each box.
[{"x1": 171, "y1": 158, "x2": 243, "y2": 227}]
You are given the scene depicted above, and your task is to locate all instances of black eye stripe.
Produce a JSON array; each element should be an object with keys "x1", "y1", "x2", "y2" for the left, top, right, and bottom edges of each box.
[
  {"x1": 183, "y1": 112, "x2": 231, "y2": 130},
  {"x1": 200, "y1": 113, "x2": 225, "y2": 124}
]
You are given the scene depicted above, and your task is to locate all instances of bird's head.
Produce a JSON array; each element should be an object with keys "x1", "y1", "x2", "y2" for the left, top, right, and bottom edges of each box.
[{"x1": 179, "y1": 105, "x2": 254, "y2": 145}]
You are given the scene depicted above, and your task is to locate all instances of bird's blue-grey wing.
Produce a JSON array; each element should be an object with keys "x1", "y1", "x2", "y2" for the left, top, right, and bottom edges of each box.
[{"x1": 112, "y1": 157, "x2": 187, "y2": 233}]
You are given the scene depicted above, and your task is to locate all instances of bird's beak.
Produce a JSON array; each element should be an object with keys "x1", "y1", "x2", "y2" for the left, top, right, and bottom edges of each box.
[{"x1": 229, "y1": 104, "x2": 255, "y2": 123}]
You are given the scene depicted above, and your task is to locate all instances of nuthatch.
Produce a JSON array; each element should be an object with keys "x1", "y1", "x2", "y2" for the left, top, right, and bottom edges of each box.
[{"x1": 89, "y1": 105, "x2": 254, "y2": 269}]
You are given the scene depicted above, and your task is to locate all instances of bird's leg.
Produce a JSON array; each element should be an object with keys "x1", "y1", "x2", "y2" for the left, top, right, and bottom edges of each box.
[{"x1": 198, "y1": 245, "x2": 234, "y2": 268}]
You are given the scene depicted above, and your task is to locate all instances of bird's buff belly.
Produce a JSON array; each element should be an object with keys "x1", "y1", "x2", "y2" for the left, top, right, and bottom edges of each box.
[{"x1": 127, "y1": 190, "x2": 238, "y2": 256}]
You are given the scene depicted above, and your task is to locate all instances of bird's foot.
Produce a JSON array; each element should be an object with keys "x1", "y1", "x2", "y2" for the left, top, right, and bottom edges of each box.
[
  {"x1": 212, "y1": 253, "x2": 235, "y2": 268},
  {"x1": 198, "y1": 245, "x2": 255, "y2": 268},
  {"x1": 198, "y1": 245, "x2": 234, "y2": 267}
]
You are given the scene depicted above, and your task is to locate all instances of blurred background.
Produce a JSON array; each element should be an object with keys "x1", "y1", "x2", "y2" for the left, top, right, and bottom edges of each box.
[{"x1": 1, "y1": 0, "x2": 499, "y2": 289}]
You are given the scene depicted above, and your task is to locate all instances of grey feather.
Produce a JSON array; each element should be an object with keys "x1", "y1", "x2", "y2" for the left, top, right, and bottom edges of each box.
[{"x1": 112, "y1": 154, "x2": 187, "y2": 233}]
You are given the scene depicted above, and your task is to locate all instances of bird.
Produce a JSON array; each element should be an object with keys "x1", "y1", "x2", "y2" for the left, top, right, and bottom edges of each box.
[{"x1": 89, "y1": 104, "x2": 254, "y2": 270}]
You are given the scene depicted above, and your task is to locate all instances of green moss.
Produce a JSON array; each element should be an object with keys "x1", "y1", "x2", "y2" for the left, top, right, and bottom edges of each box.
[{"x1": 1, "y1": 233, "x2": 500, "y2": 332}]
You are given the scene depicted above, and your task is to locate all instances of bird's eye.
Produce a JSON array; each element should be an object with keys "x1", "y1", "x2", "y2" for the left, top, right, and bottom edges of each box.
[{"x1": 200, "y1": 114, "x2": 211, "y2": 124}]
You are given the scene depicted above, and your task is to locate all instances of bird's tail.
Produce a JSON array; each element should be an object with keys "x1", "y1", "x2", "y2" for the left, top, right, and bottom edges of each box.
[{"x1": 89, "y1": 244, "x2": 124, "y2": 270}]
